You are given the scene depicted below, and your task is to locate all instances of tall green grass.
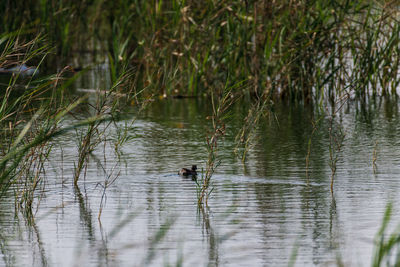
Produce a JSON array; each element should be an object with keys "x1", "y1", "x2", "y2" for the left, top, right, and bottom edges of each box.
[
  {"x1": 197, "y1": 82, "x2": 238, "y2": 206},
  {"x1": 0, "y1": 32, "x2": 136, "y2": 221},
  {"x1": 2, "y1": 1, "x2": 400, "y2": 103}
]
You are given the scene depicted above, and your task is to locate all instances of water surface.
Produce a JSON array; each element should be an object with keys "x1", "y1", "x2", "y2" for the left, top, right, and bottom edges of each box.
[{"x1": 1, "y1": 96, "x2": 400, "y2": 266}]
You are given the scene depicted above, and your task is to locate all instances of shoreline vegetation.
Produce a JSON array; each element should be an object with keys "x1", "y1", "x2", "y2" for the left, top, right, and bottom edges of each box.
[
  {"x1": 2, "y1": 1, "x2": 400, "y2": 100},
  {"x1": 1, "y1": 1, "x2": 400, "y2": 265}
]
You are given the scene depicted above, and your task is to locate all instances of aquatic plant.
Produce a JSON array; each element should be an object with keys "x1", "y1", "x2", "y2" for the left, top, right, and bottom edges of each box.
[
  {"x1": 305, "y1": 118, "x2": 321, "y2": 181},
  {"x1": 97, "y1": 163, "x2": 120, "y2": 220},
  {"x1": 372, "y1": 203, "x2": 400, "y2": 267},
  {"x1": 234, "y1": 89, "x2": 270, "y2": 162},
  {"x1": 197, "y1": 84, "x2": 237, "y2": 206},
  {"x1": 373, "y1": 141, "x2": 378, "y2": 174},
  {"x1": 327, "y1": 96, "x2": 347, "y2": 193},
  {"x1": 72, "y1": 70, "x2": 135, "y2": 185},
  {"x1": 0, "y1": 32, "x2": 137, "y2": 222},
  {"x1": 3, "y1": 1, "x2": 400, "y2": 103},
  {"x1": 0, "y1": 34, "x2": 52, "y2": 197}
]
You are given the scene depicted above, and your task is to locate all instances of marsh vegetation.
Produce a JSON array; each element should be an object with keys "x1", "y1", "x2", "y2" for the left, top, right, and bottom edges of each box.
[{"x1": 1, "y1": 0, "x2": 400, "y2": 266}]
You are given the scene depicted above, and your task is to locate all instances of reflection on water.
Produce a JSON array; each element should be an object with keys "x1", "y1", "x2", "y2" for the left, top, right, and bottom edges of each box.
[{"x1": 1, "y1": 97, "x2": 400, "y2": 266}]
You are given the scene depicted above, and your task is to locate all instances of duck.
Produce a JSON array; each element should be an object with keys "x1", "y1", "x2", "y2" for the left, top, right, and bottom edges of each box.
[{"x1": 178, "y1": 165, "x2": 197, "y2": 176}]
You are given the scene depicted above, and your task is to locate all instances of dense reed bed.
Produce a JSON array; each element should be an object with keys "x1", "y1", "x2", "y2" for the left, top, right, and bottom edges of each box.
[{"x1": 2, "y1": 0, "x2": 400, "y2": 102}]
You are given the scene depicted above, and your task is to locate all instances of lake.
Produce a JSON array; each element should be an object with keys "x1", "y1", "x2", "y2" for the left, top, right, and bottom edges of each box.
[{"x1": 1, "y1": 90, "x2": 400, "y2": 266}]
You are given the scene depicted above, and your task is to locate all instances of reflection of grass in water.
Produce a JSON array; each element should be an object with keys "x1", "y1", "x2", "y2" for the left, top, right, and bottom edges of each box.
[
  {"x1": 327, "y1": 96, "x2": 347, "y2": 193},
  {"x1": 288, "y1": 203, "x2": 400, "y2": 266},
  {"x1": 0, "y1": 199, "x2": 180, "y2": 266},
  {"x1": 0, "y1": 33, "x2": 140, "y2": 222},
  {"x1": 0, "y1": 33, "x2": 173, "y2": 266}
]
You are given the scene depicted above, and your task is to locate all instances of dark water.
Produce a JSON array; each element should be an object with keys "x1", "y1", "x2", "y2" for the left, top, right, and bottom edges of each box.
[{"x1": 1, "y1": 91, "x2": 400, "y2": 266}]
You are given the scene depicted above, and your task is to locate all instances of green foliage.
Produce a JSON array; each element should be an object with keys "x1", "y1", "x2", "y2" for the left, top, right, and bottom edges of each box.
[
  {"x1": 2, "y1": 1, "x2": 399, "y2": 102},
  {"x1": 0, "y1": 32, "x2": 134, "y2": 213},
  {"x1": 372, "y1": 203, "x2": 400, "y2": 267}
]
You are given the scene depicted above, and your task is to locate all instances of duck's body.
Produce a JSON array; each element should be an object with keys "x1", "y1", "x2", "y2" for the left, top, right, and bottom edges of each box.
[{"x1": 179, "y1": 165, "x2": 197, "y2": 176}]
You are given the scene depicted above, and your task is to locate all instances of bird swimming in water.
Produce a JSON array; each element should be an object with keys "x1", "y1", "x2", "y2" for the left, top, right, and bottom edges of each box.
[{"x1": 178, "y1": 165, "x2": 197, "y2": 176}]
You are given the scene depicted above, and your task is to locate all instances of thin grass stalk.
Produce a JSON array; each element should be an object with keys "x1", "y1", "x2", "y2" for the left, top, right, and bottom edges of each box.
[
  {"x1": 198, "y1": 84, "x2": 237, "y2": 206},
  {"x1": 373, "y1": 141, "x2": 378, "y2": 174},
  {"x1": 327, "y1": 94, "x2": 347, "y2": 193},
  {"x1": 305, "y1": 117, "x2": 322, "y2": 181},
  {"x1": 73, "y1": 69, "x2": 133, "y2": 186},
  {"x1": 234, "y1": 92, "x2": 270, "y2": 162},
  {"x1": 371, "y1": 203, "x2": 400, "y2": 267}
]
